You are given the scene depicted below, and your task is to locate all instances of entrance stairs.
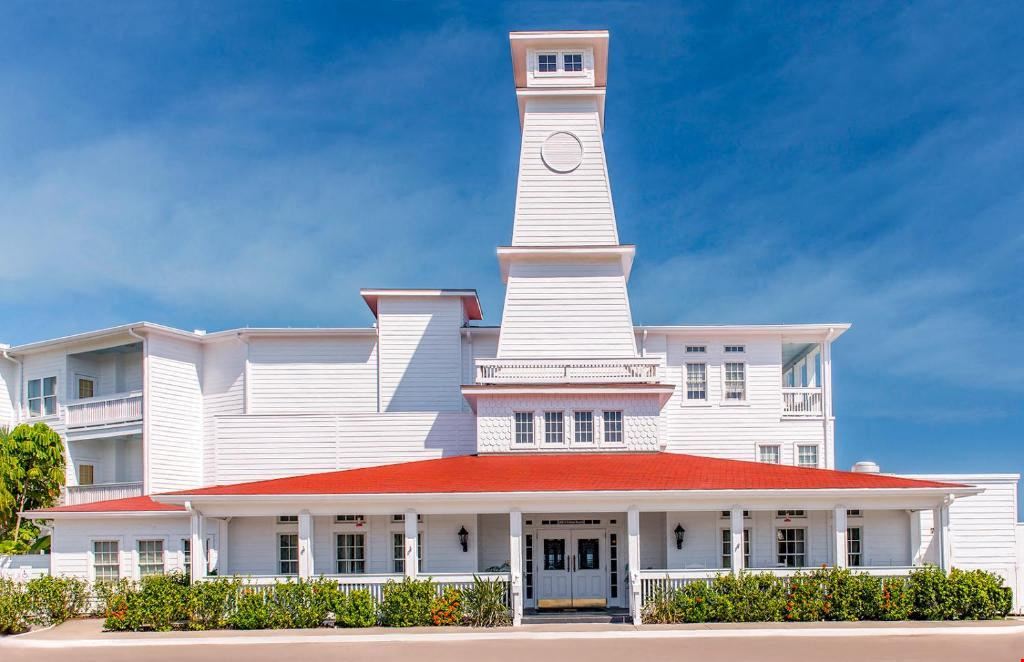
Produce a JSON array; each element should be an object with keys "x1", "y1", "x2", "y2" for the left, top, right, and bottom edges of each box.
[{"x1": 521, "y1": 608, "x2": 631, "y2": 625}]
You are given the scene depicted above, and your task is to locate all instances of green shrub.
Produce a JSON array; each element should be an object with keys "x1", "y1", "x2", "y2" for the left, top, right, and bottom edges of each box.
[
  {"x1": 273, "y1": 578, "x2": 335, "y2": 628},
  {"x1": 879, "y1": 577, "x2": 913, "y2": 621},
  {"x1": 715, "y1": 573, "x2": 786, "y2": 622},
  {"x1": 944, "y1": 568, "x2": 1013, "y2": 620},
  {"x1": 137, "y1": 573, "x2": 189, "y2": 631},
  {"x1": 908, "y1": 565, "x2": 952, "y2": 620},
  {"x1": 0, "y1": 579, "x2": 31, "y2": 634},
  {"x1": 25, "y1": 575, "x2": 89, "y2": 626},
  {"x1": 334, "y1": 589, "x2": 377, "y2": 628},
  {"x1": 186, "y1": 577, "x2": 241, "y2": 630},
  {"x1": 380, "y1": 578, "x2": 435, "y2": 627},
  {"x1": 96, "y1": 579, "x2": 143, "y2": 631},
  {"x1": 229, "y1": 587, "x2": 275, "y2": 630},
  {"x1": 430, "y1": 586, "x2": 463, "y2": 626},
  {"x1": 461, "y1": 576, "x2": 511, "y2": 627}
]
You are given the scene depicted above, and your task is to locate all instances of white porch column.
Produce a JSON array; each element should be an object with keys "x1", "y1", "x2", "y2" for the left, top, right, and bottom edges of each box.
[
  {"x1": 509, "y1": 510, "x2": 524, "y2": 626},
  {"x1": 833, "y1": 505, "x2": 848, "y2": 569},
  {"x1": 189, "y1": 508, "x2": 207, "y2": 583},
  {"x1": 627, "y1": 507, "x2": 642, "y2": 625},
  {"x1": 298, "y1": 510, "x2": 314, "y2": 579},
  {"x1": 935, "y1": 500, "x2": 953, "y2": 572},
  {"x1": 908, "y1": 510, "x2": 923, "y2": 565},
  {"x1": 729, "y1": 506, "x2": 745, "y2": 576},
  {"x1": 404, "y1": 510, "x2": 419, "y2": 578}
]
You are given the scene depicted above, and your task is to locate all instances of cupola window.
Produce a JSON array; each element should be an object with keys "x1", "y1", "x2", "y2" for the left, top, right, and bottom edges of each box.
[
  {"x1": 563, "y1": 53, "x2": 583, "y2": 72},
  {"x1": 538, "y1": 53, "x2": 557, "y2": 73}
]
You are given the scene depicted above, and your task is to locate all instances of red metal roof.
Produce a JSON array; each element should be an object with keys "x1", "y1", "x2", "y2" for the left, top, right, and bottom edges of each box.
[
  {"x1": 29, "y1": 496, "x2": 186, "y2": 515},
  {"x1": 165, "y1": 452, "x2": 961, "y2": 497}
]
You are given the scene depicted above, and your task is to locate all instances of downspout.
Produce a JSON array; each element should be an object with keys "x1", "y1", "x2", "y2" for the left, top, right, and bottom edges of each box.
[
  {"x1": 822, "y1": 327, "x2": 836, "y2": 470},
  {"x1": 127, "y1": 327, "x2": 150, "y2": 495},
  {"x1": 1, "y1": 348, "x2": 23, "y2": 423}
]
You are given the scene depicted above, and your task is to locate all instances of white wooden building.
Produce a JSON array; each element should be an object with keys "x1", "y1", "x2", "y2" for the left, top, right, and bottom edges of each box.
[{"x1": 4, "y1": 30, "x2": 1020, "y2": 623}]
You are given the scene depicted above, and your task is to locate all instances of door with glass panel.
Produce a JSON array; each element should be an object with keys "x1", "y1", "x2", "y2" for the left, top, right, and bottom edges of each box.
[
  {"x1": 537, "y1": 530, "x2": 572, "y2": 608},
  {"x1": 570, "y1": 532, "x2": 605, "y2": 607},
  {"x1": 536, "y1": 529, "x2": 606, "y2": 608}
]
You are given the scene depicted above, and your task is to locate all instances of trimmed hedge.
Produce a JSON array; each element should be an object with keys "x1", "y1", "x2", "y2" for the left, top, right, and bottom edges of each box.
[
  {"x1": 0, "y1": 576, "x2": 91, "y2": 634},
  {"x1": 642, "y1": 566, "x2": 1012, "y2": 624}
]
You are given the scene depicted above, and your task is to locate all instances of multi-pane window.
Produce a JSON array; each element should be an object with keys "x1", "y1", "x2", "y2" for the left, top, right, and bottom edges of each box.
[
  {"x1": 391, "y1": 514, "x2": 422, "y2": 523},
  {"x1": 277, "y1": 515, "x2": 298, "y2": 524},
  {"x1": 335, "y1": 515, "x2": 365, "y2": 523},
  {"x1": 776, "y1": 510, "x2": 806, "y2": 518},
  {"x1": 27, "y1": 376, "x2": 57, "y2": 417},
  {"x1": 514, "y1": 412, "x2": 534, "y2": 445},
  {"x1": 797, "y1": 445, "x2": 819, "y2": 468},
  {"x1": 721, "y1": 528, "x2": 751, "y2": 568},
  {"x1": 336, "y1": 533, "x2": 366, "y2": 574},
  {"x1": 685, "y1": 363, "x2": 707, "y2": 401},
  {"x1": 685, "y1": 345, "x2": 706, "y2": 354},
  {"x1": 93, "y1": 541, "x2": 119, "y2": 582},
  {"x1": 847, "y1": 527, "x2": 863, "y2": 567},
  {"x1": 847, "y1": 509, "x2": 862, "y2": 518},
  {"x1": 720, "y1": 510, "x2": 750, "y2": 518},
  {"x1": 776, "y1": 528, "x2": 806, "y2": 567},
  {"x1": 77, "y1": 377, "x2": 96, "y2": 399},
  {"x1": 724, "y1": 363, "x2": 746, "y2": 400},
  {"x1": 392, "y1": 532, "x2": 423, "y2": 573},
  {"x1": 724, "y1": 345, "x2": 745, "y2": 353},
  {"x1": 563, "y1": 53, "x2": 583, "y2": 72},
  {"x1": 573, "y1": 411, "x2": 594, "y2": 443},
  {"x1": 538, "y1": 53, "x2": 557, "y2": 72},
  {"x1": 279, "y1": 534, "x2": 298, "y2": 575},
  {"x1": 137, "y1": 540, "x2": 164, "y2": 577},
  {"x1": 602, "y1": 411, "x2": 623, "y2": 444},
  {"x1": 759, "y1": 444, "x2": 781, "y2": 464},
  {"x1": 182, "y1": 539, "x2": 191, "y2": 577},
  {"x1": 544, "y1": 412, "x2": 564, "y2": 444},
  {"x1": 78, "y1": 464, "x2": 95, "y2": 486}
]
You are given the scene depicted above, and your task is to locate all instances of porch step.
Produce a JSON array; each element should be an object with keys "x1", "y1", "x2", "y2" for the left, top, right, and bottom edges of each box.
[{"x1": 521, "y1": 609, "x2": 631, "y2": 625}]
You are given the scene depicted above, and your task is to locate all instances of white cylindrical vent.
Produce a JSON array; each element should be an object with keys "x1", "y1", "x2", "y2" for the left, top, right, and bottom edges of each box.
[{"x1": 851, "y1": 461, "x2": 880, "y2": 474}]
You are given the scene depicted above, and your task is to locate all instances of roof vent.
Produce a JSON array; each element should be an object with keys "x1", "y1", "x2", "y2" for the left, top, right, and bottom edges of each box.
[
  {"x1": 193, "y1": 329, "x2": 207, "y2": 336},
  {"x1": 851, "y1": 461, "x2": 880, "y2": 474}
]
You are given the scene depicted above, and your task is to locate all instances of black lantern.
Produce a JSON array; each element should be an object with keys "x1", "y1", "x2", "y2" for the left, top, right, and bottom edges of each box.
[
  {"x1": 674, "y1": 524, "x2": 686, "y2": 550},
  {"x1": 458, "y1": 526, "x2": 469, "y2": 552}
]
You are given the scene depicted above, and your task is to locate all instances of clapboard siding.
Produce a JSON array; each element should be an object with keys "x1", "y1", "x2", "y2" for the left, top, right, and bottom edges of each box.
[
  {"x1": 201, "y1": 340, "x2": 246, "y2": 485},
  {"x1": 147, "y1": 335, "x2": 203, "y2": 493},
  {"x1": 379, "y1": 298, "x2": 463, "y2": 412},
  {"x1": 512, "y1": 99, "x2": 618, "y2": 246},
  {"x1": 497, "y1": 260, "x2": 638, "y2": 358},
  {"x1": 0, "y1": 360, "x2": 15, "y2": 428},
  {"x1": 51, "y1": 517, "x2": 190, "y2": 580},
  {"x1": 213, "y1": 412, "x2": 476, "y2": 484},
  {"x1": 249, "y1": 336, "x2": 377, "y2": 414}
]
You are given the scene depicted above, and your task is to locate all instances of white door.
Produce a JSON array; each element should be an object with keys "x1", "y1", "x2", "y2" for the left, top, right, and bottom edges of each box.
[
  {"x1": 571, "y1": 531, "x2": 606, "y2": 607},
  {"x1": 537, "y1": 530, "x2": 572, "y2": 608}
]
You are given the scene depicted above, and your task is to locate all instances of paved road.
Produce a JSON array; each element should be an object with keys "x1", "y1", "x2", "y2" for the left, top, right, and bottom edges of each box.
[{"x1": 5, "y1": 631, "x2": 1024, "y2": 662}]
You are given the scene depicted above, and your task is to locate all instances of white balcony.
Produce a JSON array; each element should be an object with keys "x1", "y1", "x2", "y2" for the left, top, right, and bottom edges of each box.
[
  {"x1": 782, "y1": 387, "x2": 823, "y2": 418},
  {"x1": 475, "y1": 358, "x2": 662, "y2": 384},
  {"x1": 62, "y1": 481, "x2": 143, "y2": 506},
  {"x1": 64, "y1": 390, "x2": 143, "y2": 430}
]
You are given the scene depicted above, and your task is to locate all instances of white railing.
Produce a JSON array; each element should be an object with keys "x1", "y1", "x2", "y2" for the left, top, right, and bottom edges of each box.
[
  {"x1": 476, "y1": 358, "x2": 662, "y2": 384},
  {"x1": 781, "y1": 387, "x2": 823, "y2": 417},
  {"x1": 64, "y1": 390, "x2": 143, "y2": 429},
  {"x1": 62, "y1": 481, "x2": 143, "y2": 505}
]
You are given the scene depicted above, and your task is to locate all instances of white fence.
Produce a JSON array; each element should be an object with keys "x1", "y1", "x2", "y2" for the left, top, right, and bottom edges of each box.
[
  {"x1": 0, "y1": 555, "x2": 50, "y2": 582},
  {"x1": 64, "y1": 391, "x2": 143, "y2": 429},
  {"x1": 476, "y1": 358, "x2": 662, "y2": 384},
  {"x1": 781, "y1": 387, "x2": 823, "y2": 417}
]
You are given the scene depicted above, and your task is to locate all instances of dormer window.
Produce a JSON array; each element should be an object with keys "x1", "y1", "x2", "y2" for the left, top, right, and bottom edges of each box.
[
  {"x1": 563, "y1": 53, "x2": 583, "y2": 72},
  {"x1": 538, "y1": 53, "x2": 557, "y2": 73}
]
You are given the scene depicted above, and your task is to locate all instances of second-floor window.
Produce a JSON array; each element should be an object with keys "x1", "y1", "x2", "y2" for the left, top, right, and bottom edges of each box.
[
  {"x1": 574, "y1": 411, "x2": 594, "y2": 443},
  {"x1": 602, "y1": 411, "x2": 623, "y2": 444},
  {"x1": 685, "y1": 363, "x2": 707, "y2": 401},
  {"x1": 797, "y1": 445, "x2": 819, "y2": 468},
  {"x1": 544, "y1": 412, "x2": 564, "y2": 444},
  {"x1": 538, "y1": 53, "x2": 557, "y2": 72},
  {"x1": 27, "y1": 376, "x2": 57, "y2": 417},
  {"x1": 514, "y1": 412, "x2": 534, "y2": 445},
  {"x1": 724, "y1": 363, "x2": 746, "y2": 401},
  {"x1": 759, "y1": 444, "x2": 781, "y2": 464},
  {"x1": 563, "y1": 52, "x2": 583, "y2": 72}
]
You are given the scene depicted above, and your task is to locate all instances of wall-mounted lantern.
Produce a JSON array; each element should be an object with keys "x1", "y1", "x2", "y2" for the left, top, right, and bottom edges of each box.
[
  {"x1": 674, "y1": 524, "x2": 686, "y2": 550},
  {"x1": 458, "y1": 526, "x2": 469, "y2": 552}
]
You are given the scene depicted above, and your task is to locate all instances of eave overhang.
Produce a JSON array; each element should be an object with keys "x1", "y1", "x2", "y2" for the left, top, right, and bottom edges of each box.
[
  {"x1": 496, "y1": 244, "x2": 635, "y2": 282},
  {"x1": 460, "y1": 382, "x2": 675, "y2": 412},
  {"x1": 360, "y1": 289, "x2": 483, "y2": 321}
]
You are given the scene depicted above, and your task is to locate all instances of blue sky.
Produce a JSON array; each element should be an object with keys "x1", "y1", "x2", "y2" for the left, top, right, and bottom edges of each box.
[{"x1": 1, "y1": 2, "x2": 1021, "y2": 500}]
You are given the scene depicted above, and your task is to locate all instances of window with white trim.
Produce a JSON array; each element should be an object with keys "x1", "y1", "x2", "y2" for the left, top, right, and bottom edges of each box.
[
  {"x1": 279, "y1": 534, "x2": 298, "y2": 575},
  {"x1": 563, "y1": 52, "x2": 583, "y2": 72},
  {"x1": 685, "y1": 363, "x2": 707, "y2": 401},
  {"x1": 77, "y1": 376, "x2": 96, "y2": 399},
  {"x1": 776, "y1": 528, "x2": 806, "y2": 567},
  {"x1": 392, "y1": 532, "x2": 423, "y2": 573},
  {"x1": 27, "y1": 376, "x2": 57, "y2": 417},
  {"x1": 537, "y1": 53, "x2": 557, "y2": 72},
  {"x1": 277, "y1": 515, "x2": 298, "y2": 524},
  {"x1": 724, "y1": 362, "x2": 746, "y2": 400},
  {"x1": 847, "y1": 527, "x2": 863, "y2": 567},
  {"x1": 336, "y1": 533, "x2": 366, "y2": 574},
  {"x1": 78, "y1": 463, "x2": 95, "y2": 486},
  {"x1": 335, "y1": 515, "x2": 365, "y2": 523},
  {"x1": 685, "y1": 345, "x2": 706, "y2": 354},
  {"x1": 391, "y1": 514, "x2": 423, "y2": 523},
  {"x1": 759, "y1": 444, "x2": 781, "y2": 464},
  {"x1": 573, "y1": 411, "x2": 594, "y2": 443},
  {"x1": 776, "y1": 510, "x2": 806, "y2": 518},
  {"x1": 724, "y1": 345, "x2": 745, "y2": 353},
  {"x1": 182, "y1": 539, "x2": 191, "y2": 577},
  {"x1": 514, "y1": 412, "x2": 534, "y2": 445},
  {"x1": 544, "y1": 411, "x2": 564, "y2": 444},
  {"x1": 847, "y1": 509, "x2": 862, "y2": 518},
  {"x1": 720, "y1": 510, "x2": 750, "y2": 518},
  {"x1": 93, "y1": 541, "x2": 119, "y2": 583},
  {"x1": 602, "y1": 411, "x2": 623, "y2": 444},
  {"x1": 137, "y1": 540, "x2": 164, "y2": 577},
  {"x1": 797, "y1": 445, "x2": 819, "y2": 468},
  {"x1": 721, "y1": 528, "x2": 751, "y2": 568}
]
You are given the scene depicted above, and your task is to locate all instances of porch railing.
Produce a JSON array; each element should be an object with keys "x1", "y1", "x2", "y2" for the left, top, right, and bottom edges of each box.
[
  {"x1": 65, "y1": 390, "x2": 143, "y2": 429},
  {"x1": 781, "y1": 387, "x2": 823, "y2": 417},
  {"x1": 476, "y1": 358, "x2": 662, "y2": 384},
  {"x1": 62, "y1": 481, "x2": 143, "y2": 505}
]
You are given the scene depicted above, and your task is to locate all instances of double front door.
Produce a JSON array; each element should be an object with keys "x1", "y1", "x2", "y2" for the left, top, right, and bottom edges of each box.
[{"x1": 537, "y1": 529, "x2": 605, "y2": 608}]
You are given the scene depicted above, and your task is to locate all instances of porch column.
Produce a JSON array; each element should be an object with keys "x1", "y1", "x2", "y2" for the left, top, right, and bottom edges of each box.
[
  {"x1": 908, "y1": 510, "x2": 924, "y2": 565},
  {"x1": 404, "y1": 509, "x2": 419, "y2": 578},
  {"x1": 189, "y1": 509, "x2": 207, "y2": 583},
  {"x1": 298, "y1": 510, "x2": 314, "y2": 579},
  {"x1": 729, "y1": 506, "x2": 745, "y2": 575},
  {"x1": 627, "y1": 507, "x2": 641, "y2": 625},
  {"x1": 833, "y1": 505, "x2": 848, "y2": 569},
  {"x1": 935, "y1": 499, "x2": 953, "y2": 572},
  {"x1": 509, "y1": 510, "x2": 524, "y2": 626}
]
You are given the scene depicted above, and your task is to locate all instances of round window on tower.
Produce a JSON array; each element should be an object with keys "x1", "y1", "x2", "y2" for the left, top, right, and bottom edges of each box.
[{"x1": 541, "y1": 131, "x2": 583, "y2": 173}]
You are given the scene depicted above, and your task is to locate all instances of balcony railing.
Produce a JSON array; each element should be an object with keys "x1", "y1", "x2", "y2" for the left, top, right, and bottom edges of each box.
[
  {"x1": 781, "y1": 387, "x2": 823, "y2": 417},
  {"x1": 62, "y1": 481, "x2": 143, "y2": 506},
  {"x1": 476, "y1": 358, "x2": 662, "y2": 384},
  {"x1": 64, "y1": 390, "x2": 143, "y2": 429}
]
